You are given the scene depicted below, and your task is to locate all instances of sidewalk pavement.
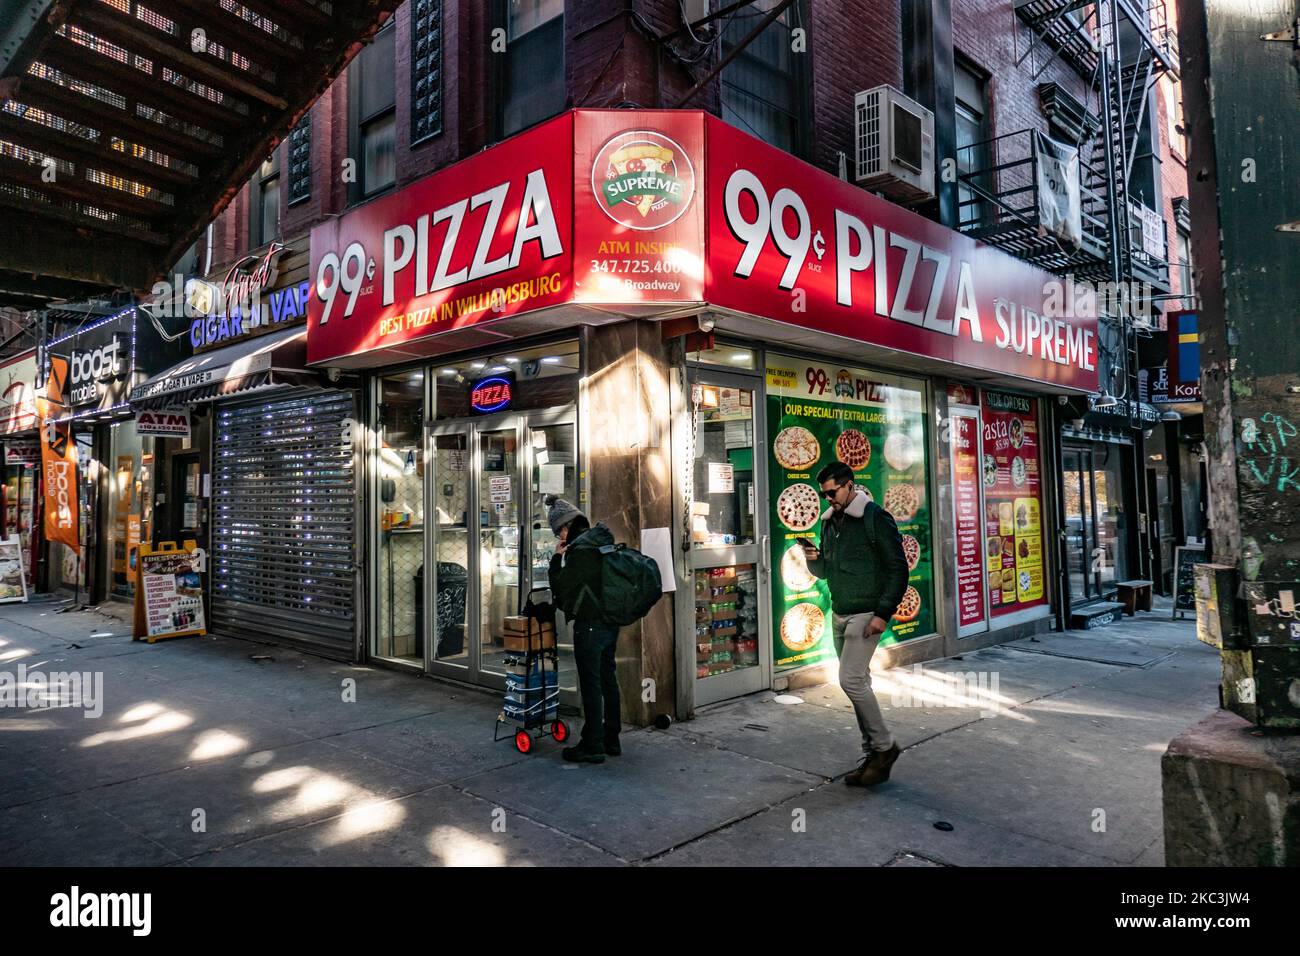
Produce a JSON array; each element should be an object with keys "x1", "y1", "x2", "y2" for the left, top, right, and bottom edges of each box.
[{"x1": 0, "y1": 594, "x2": 1218, "y2": 866}]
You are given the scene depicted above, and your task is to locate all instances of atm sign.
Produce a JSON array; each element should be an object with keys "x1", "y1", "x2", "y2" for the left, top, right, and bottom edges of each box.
[{"x1": 470, "y1": 376, "x2": 513, "y2": 414}]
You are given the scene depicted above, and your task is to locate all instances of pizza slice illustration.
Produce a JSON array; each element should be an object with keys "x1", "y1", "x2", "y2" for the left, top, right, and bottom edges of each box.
[{"x1": 606, "y1": 143, "x2": 676, "y2": 218}]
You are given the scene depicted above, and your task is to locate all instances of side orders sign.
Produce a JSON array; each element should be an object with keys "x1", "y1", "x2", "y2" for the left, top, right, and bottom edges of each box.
[
  {"x1": 704, "y1": 117, "x2": 1099, "y2": 392},
  {"x1": 307, "y1": 114, "x2": 574, "y2": 365}
]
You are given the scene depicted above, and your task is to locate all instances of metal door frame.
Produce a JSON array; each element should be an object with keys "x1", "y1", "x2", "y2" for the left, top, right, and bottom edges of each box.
[
  {"x1": 424, "y1": 405, "x2": 578, "y2": 693},
  {"x1": 679, "y1": 366, "x2": 772, "y2": 708},
  {"x1": 1062, "y1": 443, "x2": 1101, "y2": 605}
]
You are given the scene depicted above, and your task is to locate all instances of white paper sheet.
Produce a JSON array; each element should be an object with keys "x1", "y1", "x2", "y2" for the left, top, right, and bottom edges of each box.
[
  {"x1": 708, "y1": 461, "x2": 734, "y2": 493},
  {"x1": 640, "y1": 527, "x2": 676, "y2": 593},
  {"x1": 538, "y1": 463, "x2": 566, "y2": 494}
]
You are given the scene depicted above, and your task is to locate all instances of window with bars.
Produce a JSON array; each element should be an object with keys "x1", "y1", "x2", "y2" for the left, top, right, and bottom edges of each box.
[
  {"x1": 411, "y1": 0, "x2": 443, "y2": 145},
  {"x1": 287, "y1": 112, "x2": 311, "y2": 205}
]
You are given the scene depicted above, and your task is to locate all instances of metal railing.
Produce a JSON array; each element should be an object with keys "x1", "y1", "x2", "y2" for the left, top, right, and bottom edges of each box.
[{"x1": 956, "y1": 127, "x2": 1113, "y2": 279}]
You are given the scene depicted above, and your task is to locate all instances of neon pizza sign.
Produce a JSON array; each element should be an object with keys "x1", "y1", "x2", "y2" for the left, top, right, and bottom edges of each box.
[{"x1": 470, "y1": 375, "x2": 513, "y2": 414}]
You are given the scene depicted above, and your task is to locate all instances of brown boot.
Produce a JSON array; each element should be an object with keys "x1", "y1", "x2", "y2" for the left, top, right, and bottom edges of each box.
[{"x1": 845, "y1": 744, "x2": 900, "y2": 787}]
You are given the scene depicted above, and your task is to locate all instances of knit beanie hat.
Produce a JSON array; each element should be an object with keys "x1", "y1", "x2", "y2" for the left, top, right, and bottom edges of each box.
[{"x1": 544, "y1": 495, "x2": 585, "y2": 535}]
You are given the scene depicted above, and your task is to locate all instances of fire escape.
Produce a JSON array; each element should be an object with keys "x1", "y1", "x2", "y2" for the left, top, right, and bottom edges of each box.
[{"x1": 957, "y1": 0, "x2": 1177, "y2": 303}]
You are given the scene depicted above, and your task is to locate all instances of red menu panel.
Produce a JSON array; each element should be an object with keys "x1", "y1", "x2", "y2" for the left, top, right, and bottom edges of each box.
[
  {"x1": 981, "y1": 392, "x2": 1047, "y2": 615},
  {"x1": 952, "y1": 413, "x2": 985, "y2": 627}
]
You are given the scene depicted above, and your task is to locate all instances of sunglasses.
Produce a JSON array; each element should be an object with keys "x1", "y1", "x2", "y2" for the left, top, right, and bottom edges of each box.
[{"x1": 820, "y1": 483, "x2": 848, "y2": 500}]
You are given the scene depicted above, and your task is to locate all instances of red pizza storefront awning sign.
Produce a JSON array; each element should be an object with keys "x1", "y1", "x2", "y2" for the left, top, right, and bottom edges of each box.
[
  {"x1": 307, "y1": 109, "x2": 1098, "y2": 393},
  {"x1": 307, "y1": 113, "x2": 575, "y2": 366}
]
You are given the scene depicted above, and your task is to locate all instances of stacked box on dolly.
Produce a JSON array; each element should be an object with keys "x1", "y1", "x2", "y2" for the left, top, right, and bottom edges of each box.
[{"x1": 495, "y1": 589, "x2": 569, "y2": 754}]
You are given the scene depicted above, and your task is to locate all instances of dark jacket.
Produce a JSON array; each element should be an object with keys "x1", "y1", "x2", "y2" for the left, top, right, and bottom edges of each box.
[
  {"x1": 806, "y1": 489, "x2": 909, "y2": 619},
  {"x1": 548, "y1": 523, "x2": 614, "y2": 625}
]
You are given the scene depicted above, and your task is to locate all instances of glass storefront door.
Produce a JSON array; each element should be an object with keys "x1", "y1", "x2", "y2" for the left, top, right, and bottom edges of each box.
[
  {"x1": 685, "y1": 370, "x2": 770, "y2": 707},
  {"x1": 427, "y1": 408, "x2": 577, "y2": 696},
  {"x1": 1063, "y1": 442, "x2": 1130, "y2": 605},
  {"x1": 1062, "y1": 446, "x2": 1096, "y2": 603}
]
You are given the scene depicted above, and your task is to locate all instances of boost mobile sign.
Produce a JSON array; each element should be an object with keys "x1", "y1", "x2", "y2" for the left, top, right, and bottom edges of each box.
[{"x1": 67, "y1": 335, "x2": 126, "y2": 406}]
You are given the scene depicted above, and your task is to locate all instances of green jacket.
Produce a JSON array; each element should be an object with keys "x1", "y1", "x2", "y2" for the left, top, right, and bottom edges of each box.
[
  {"x1": 548, "y1": 523, "x2": 614, "y2": 625},
  {"x1": 806, "y1": 489, "x2": 909, "y2": 619}
]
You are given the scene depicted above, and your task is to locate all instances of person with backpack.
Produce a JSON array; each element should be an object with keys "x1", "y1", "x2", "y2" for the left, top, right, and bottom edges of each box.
[
  {"x1": 802, "y1": 461, "x2": 909, "y2": 787},
  {"x1": 543, "y1": 496, "x2": 622, "y2": 763}
]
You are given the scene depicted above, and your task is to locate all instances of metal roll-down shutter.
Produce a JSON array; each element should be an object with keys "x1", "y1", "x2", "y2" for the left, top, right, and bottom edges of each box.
[{"x1": 211, "y1": 389, "x2": 357, "y2": 656}]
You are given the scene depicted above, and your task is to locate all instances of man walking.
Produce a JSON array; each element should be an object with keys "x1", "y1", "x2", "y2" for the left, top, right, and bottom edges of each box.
[
  {"x1": 545, "y1": 496, "x2": 621, "y2": 764},
  {"x1": 803, "y1": 462, "x2": 909, "y2": 786}
]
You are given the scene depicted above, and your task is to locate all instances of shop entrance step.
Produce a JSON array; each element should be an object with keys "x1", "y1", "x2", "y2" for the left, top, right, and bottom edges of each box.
[{"x1": 1068, "y1": 601, "x2": 1125, "y2": 630}]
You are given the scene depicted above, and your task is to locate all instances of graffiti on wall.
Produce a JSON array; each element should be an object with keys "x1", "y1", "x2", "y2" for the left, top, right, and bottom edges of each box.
[{"x1": 1241, "y1": 413, "x2": 1299, "y2": 494}]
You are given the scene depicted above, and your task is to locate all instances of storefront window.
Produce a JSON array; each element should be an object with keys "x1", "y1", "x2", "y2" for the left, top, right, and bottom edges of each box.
[
  {"x1": 1094, "y1": 443, "x2": 1129, "y2": 585},
  {"x1": 106, "y1": 423, "x2": 151, "y2": 599},
  {"x1": 479, "y1": 426, "x2": 519, "y2": 677},
  {"x1": 690, "y1": 385, "x2": 756, "y2": 549},
  {"x1": 687, "y1": 341, "x2": 757, "y2": 370},
  {"x1": 3, "y1": 464, "x2": 37, "y2": 588},
  {"x1": 433, "y1": 341, "x2": 579, "y2": 420},
  {"x1": 1061, "y1": 440, "x2": 1129, "y2": 602},
  {"x1": 981, "y1": 392, "x2": 1047, "y2": 618},
  {"x1": 376, "y1": 371, "x2": 426, "y2": 663},
  {"x1": 431, "y1": 432, "x2": 471, "y2": 666},
  {"x1": 528, "y1": 420, "x2": 577, "y2": 691},
  {"x1": 694, "y1": 564, "x2": 760, "y2": 679},
  {"x1": 765, "y1": 354, "x2": 933, "y2": 671}
]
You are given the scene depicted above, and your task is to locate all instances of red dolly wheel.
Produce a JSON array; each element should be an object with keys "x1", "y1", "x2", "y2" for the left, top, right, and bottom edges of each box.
[
  {"x1": 551, "y1": 719, "x2": 569, "y2": 743},
  {"x1": 514, "y1": 729, "x2": 532, "y2": 754}
]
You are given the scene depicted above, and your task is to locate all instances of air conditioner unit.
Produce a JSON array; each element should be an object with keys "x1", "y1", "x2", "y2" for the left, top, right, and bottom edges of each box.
[{"x1": 854, "y1": 85, "x2": 935, "y2": 203}]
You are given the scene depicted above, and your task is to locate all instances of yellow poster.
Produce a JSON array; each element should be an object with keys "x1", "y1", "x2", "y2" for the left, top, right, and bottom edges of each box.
[
  {"x1": 1013, "y1": 494, "x2": 1044, "y2": 601},
  {"x1": 998, "y1": 501, "x2": 1014, "y2": 536},
  {"x1": 1017, "y1": 565, "x2": 1044, "y2": 603},
  {"x1": 1013, "y1": 497, "x2": 1040, "y2": 535}
]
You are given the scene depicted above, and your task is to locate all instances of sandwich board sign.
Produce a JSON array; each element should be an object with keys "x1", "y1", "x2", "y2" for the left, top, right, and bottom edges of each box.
[
  {"x1": 0, "y1": 537, "x2": 28, "y2": 603},
  {"x1": 133, "y1": 540, "x2": 206, "y2": 642}
]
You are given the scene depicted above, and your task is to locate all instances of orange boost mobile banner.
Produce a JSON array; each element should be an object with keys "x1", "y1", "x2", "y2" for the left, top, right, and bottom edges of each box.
[{"x1": 36, "y1": 394, "x2": 79, "y2": 555}]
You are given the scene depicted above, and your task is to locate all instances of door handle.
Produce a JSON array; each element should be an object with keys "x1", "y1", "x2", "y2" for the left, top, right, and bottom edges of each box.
[{"x1": 760, "y1": 534, "x2": 770, "y2": 574}]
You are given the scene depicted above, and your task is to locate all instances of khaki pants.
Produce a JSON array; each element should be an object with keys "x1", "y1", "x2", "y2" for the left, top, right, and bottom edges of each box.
[{"x1": 832, "y1": 612, "x2": 895, "y2": 755}]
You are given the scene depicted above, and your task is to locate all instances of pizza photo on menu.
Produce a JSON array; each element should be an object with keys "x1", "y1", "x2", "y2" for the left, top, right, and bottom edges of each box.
[
  {"x1": 983, "y1": 454, "x2": 998, "y2": 487},
  {"x1": 884, "y1": 432, "x2": 916, "y2": 471},
  {"x1": 780, "y1": 543, "x2": 819, "y2": 592},
  {"x1": 780, "y1": 602, "x2": 826, "y2": 651},
  {"x1": 901, "y1": 533, "x2": 921, "y2": 571},
  {"x1": 773, "y1": 426, "x2": 820, "y2": 471},
  {"x1": 835, "y1": 429, "x2": 871, "y2": 471},
  {"x1": 892, "y1": 586, "x2": 922, "y2": 623},
  {"x1": 1011, "y1": 456, "x2": 1027, "y2": 487},
  {"x1": 777, "y1": 483, "x2": 822, "y2": 531},
  {"x1": 882, "y1": 483, "x2": 921, "y2": 524}
]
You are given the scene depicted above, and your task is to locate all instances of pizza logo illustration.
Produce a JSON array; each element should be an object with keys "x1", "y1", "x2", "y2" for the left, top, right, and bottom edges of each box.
[{"x1": 592, "y1": 130, "x2": 696, "y2": 231}]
